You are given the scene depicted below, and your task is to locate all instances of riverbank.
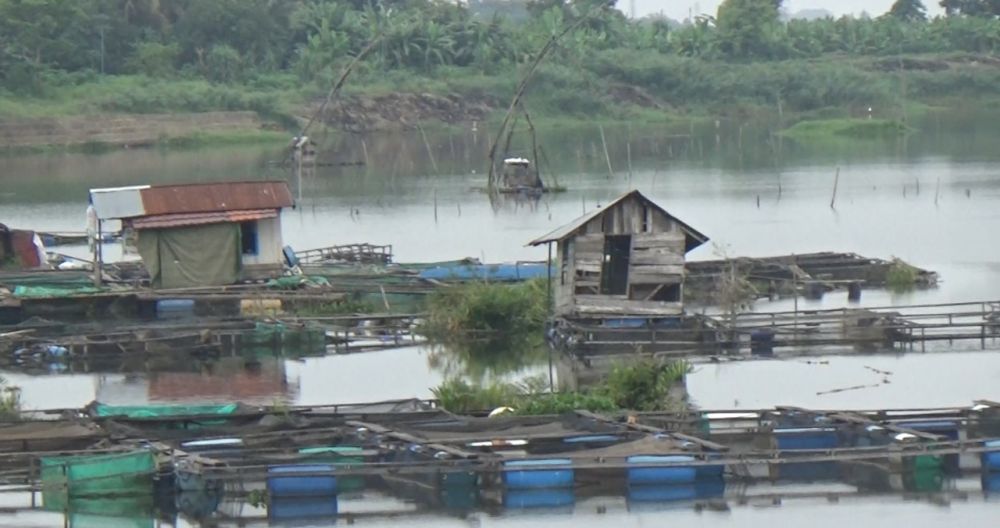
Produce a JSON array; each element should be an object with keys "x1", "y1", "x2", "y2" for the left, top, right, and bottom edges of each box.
[{"x1": 2, "y1": 52, "x2": 999, "y2": 150}]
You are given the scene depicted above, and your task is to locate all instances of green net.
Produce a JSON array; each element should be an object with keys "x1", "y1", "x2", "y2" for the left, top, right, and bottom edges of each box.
[
  {"x1": 40, "y1": 450, "x2": 155, "y2": 496},
  {"x1": 94, "y1": 403, "x2": 239, "y2": 418},
  {"x1": 13, "y1": 284, "x2": 105, "y2": 298}
]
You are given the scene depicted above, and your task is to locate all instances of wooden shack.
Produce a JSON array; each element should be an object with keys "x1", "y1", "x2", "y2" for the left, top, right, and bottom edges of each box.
[{"x1": 529, "y1": 190, "x2": 708, "y2": 317}]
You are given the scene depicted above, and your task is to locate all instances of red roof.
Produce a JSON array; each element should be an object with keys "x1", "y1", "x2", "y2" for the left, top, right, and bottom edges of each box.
[
  {"x1": 138, "y1": 181, "x2": 293, "y2": 216},
  {"x1": 130, "y1": 209, "x2": 277, "y2": 230}
]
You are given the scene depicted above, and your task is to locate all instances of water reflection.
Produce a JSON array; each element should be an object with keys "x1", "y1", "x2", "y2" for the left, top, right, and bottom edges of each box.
[
  {"x1": 426, "y1": 337, "x2": 548, "y2": 381},
  {"x1": 6, "y1": 472, "x2": 998, "y2": 527}
]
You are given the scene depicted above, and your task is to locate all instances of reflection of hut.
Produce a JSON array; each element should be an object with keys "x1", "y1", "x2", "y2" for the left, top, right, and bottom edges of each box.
[
  {"x1": 501, "y1": 158, "x2": 543, "y2": 192},
  {"x1": 529, "y1": 190, "x2": 708, "y2": 317},
  {"x1": 89, "y1": 182, "x2": 294, "y2": 288}
]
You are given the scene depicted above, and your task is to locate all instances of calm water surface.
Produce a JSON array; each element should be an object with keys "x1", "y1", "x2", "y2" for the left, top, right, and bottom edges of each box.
[{"x1": 3, "y1": 112, "x2": 1000, "y2": 525}]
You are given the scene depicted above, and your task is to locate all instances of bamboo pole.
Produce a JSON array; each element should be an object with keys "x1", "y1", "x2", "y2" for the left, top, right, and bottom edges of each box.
[{"x1": 830, "y1": 167, "x2": 840, "y2": 210}]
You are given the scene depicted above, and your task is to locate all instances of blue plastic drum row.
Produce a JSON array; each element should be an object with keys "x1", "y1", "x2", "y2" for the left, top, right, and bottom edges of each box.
[{"x1": 267, "y1": 464, "x2": 339, "y2": 498}]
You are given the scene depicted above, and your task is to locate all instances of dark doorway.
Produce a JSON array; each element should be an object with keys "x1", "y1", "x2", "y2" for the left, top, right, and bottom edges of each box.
[{"x1": 601, "y1": 235, "x2": 631, "y2": 295}]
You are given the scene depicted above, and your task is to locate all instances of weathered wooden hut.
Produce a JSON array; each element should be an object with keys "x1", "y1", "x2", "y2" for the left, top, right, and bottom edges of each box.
[
  {"x1": 529, "y1": 190, "x2": 708, "y2": 317},
  {"x1": 90, "y1": 181, "x2": 294, "y2": 288}
]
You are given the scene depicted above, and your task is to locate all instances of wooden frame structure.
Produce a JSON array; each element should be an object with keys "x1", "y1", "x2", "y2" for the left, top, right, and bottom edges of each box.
[{"x1": 530, "y1": 190, "x2": 708, "y2": 317}]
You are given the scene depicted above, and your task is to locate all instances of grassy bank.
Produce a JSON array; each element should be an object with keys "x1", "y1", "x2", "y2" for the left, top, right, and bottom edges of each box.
[{"x1": 3, "y1": 51, "x2": 1000, "y2": 150}]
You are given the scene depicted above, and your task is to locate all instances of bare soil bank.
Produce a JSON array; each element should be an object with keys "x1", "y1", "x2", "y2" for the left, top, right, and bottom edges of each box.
[{"x1": 0, "y1": 111, "x2": 272, "y2": 149}]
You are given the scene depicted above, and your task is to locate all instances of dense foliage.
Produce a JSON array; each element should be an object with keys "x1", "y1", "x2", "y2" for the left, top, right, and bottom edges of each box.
[
  {"x1": 431, "y1": 359, "x2": 690, "y2": 414},
  {"x1": 3, "y1": 0, "x2": 1000, "y2": 117}
]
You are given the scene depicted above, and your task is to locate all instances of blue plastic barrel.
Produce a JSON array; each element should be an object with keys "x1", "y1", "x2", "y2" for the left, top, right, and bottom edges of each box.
[
  {"x1": 156, "y1": 299, "x2": 195, "y2": 319},
  {"x1": 982, "y1": 440, "x2": 1000, "y2": 472},
  {"x1": 774, "y1": 427, "x2": 839, "y2": 450},
  {"x1": 267, "y1": 464, "x2": 337, "y2": 497},
  {"x1": 503, "y1": 459, "x2": 574, "y2": 489},
  {"x1": 268, "y1": 496, "x2": 338, "y2": 520},
  {"x1": 627, "y1": 455, "x2": 697, "y2": 485},
  {"x1": 504, "y1": 488, "x2": 575, "y2": 509}
]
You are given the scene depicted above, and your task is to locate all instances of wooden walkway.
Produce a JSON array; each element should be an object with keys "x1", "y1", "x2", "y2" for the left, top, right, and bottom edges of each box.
[{"x1": 554, "y1": 300, "x2": 1000, "y2": 357}]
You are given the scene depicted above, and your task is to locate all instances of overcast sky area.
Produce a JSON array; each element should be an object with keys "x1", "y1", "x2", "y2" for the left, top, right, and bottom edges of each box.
[{"x1": 628, "y1": 0, "x2": 945, "y2": 20}]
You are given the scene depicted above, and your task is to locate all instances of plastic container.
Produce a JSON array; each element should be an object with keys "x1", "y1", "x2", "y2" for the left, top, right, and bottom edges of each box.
[
  {"x1": 626, "y1": 455, "x2": 697, "y2": 485},
  {"x1": 982, "y1": 440, "x2": 1000, "y2": 472},
  {"x1": 562, "y1": 435, "x2": 620, "y2": 445},
  {"x1": 502, "y1": 459, "x2": 574, "y2": 489},
  {"x1": 774, "y1": 427, "x2": 839, "y2": 450},
  {"x1": 267, "y1": 465, "x2": 337, "y2": 498}
]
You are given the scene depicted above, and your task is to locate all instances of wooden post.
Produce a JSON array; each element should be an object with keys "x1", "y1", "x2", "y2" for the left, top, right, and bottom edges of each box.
[
  {"x1": 830, "y1": 167, "x2": 840, "y2": 210},
  {"x1": 599, "y1": 125, "x2": 614, "y2": 179},
  {"x1": 93, "y1": 220, "x2": 103, "y2": 287},
  {"x1": 547, "y1": 242, "x2": 554, "y2": 392}
]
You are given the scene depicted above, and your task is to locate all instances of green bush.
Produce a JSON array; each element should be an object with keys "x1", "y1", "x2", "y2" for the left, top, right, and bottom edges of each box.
[
  {"x1": 422, "y1": 279, "x2": 548, "y2": 339},
  {"x1": 126, "y1": 43, "x2": 181, "y2": 78},
  {"x1": 886, "y1": 257, "x2": 920, "y2": 291},
  {"x1": 431, "y1": 360, "x2": 690, "y2": 414}
]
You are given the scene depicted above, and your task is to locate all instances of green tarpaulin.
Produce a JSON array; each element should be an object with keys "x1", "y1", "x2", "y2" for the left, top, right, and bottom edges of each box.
[
  {"x1": 137, "y1": 223, "x2": 240, "y2": 289},
  {"x1": 13, "y1": 284, "x2": 106, "y2": 298},
  {"x1": 40, "y1": 450, "x2": 155, "y2": 497},
  {"x1": 93, "y1": 403, "x2": 239, "y2": 418}
]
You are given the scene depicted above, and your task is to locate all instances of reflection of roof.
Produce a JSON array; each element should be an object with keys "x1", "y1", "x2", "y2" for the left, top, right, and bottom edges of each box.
[
  {"x1": 130, "y1": 209, "x2": 277, "y2": 230},
  {"x1": 90, "y1": 181, "x2": 294, "y2": 220},
  {"x1": 503, "y1": 157, "x2": 531, "y2": 165},
  {"x1": 528, "y1": 190, "x2": 709, "y2": 252}
]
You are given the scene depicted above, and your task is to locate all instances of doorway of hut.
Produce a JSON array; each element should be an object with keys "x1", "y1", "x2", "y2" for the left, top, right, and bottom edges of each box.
[{"x1": 601, "y1": 234, "x2": 631, "y2": 295}]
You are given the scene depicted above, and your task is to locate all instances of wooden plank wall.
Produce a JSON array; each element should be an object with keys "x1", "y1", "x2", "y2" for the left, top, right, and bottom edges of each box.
[{"x1": 554, "y1": 196, "x2": 686, "y2": 317}]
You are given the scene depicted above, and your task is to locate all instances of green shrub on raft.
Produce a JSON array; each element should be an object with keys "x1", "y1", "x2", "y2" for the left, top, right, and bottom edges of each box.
[
  {"x1": 886, "y1": 257, "x2": 920, "y2": 292},
  {"x1": 422, "y1": 279, "x2": 548, "y2": 338},
  {"x1": 431, "y1": 359, "x2": 691, "y2": 414}
]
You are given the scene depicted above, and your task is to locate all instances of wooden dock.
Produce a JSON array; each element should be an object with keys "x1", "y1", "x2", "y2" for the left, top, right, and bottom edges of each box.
[{"x1": 553, "y1": 299, "x2": 1000, "y2": 358}]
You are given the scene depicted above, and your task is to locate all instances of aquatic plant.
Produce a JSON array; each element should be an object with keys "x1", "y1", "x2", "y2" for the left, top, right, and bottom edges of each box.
[
  {"x1": 886, "y1": 257, "x2": 920, "y2": 292},
  {"x1": 603, "y1": 359, "x2": 692, "y2": 412},
  {"x1": 422, "y1": 279, "x2": 548, "y2": 339},
  {"x1": 781, "y1": 118, "x2": 908, "y2": 141},
  {"x1": 431, "y1": 360, "x2": 690, "y2": 414}
]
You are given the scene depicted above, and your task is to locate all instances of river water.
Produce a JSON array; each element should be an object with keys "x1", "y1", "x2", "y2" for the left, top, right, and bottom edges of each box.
[{"x1": 3, "y1": 111, "x2": 1000, "y2": 525}]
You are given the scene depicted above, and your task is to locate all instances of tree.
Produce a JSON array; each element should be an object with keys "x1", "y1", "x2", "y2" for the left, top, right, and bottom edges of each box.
[
  {"x1": 889, "y1": 0, "x2": 928, "y2": 20},
  {"x1": 715, "y1": 0, "x2": 785, "y2": 59},
  {"x1": 940, "y1": 0, "x2": 1000, "y2": 16}
]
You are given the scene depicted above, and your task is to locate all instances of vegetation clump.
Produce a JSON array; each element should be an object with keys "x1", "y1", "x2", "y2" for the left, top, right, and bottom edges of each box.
[
  {"x1": 431, "y1": 359, "x2": 691, "y2": 415},
  {"x1": 886, "y1": 257, "x2": 921, "y2": 292},
  {"x1": 5, "y1": 1, "x2": 1000, "y2": 131},
  {"x1": 422, "y1": 279, "x2": 547, "y2": 339},
  {"x1": 781, "y1": 118, "x2": 908, "y2": 140}
]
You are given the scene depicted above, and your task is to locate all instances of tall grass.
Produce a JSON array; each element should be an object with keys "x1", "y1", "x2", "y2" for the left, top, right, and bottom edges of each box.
[
  {"x1": 422, "y1": 279, "x2": 548, "y2": 339},
  {"x1": 431, "y1": 359, "x2": 691, "y2": 415},
  {"x1": 0, "y1": 376, "x2": 21, "y2": 420}
]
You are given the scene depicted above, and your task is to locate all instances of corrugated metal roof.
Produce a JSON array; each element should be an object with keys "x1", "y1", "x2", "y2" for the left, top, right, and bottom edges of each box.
[
  {"x1": 527, "y1": 190, "x2": 709, "y2": 251},
  {"x1": 90, "y1": 181, "x2": 293, "y2": 220},
  {"x1": 130, "y1": 209, "x2": 277, "y2": 230}
]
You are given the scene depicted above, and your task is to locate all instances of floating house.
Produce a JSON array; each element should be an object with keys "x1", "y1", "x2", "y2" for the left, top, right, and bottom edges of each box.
[
  {"x1": 90, "y1": 181, "x2": 294, "y2": 288},
  {"x1": 529, "y1": 190, "x2": 708, "y2": 317}
]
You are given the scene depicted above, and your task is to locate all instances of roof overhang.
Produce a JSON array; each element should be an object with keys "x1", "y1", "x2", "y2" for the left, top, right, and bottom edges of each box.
[
  {"x1": 129, "y1": 209, "x2": 278, "y2": 230},
  {"x1": 528, "y1": 190, "x2": 709, "y2": 253}
]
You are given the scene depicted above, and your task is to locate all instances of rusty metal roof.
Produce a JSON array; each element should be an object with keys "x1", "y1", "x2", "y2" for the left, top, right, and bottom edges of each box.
[
  {"x1": 528, "y1": 190, "x2": 708, "y2": 251},
  {"x1": 91, "y1": 181, "x2": 293, "y2": 220},
  {"x1": 130, "y1": 209, "x2": 277, "y2": 230}
]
